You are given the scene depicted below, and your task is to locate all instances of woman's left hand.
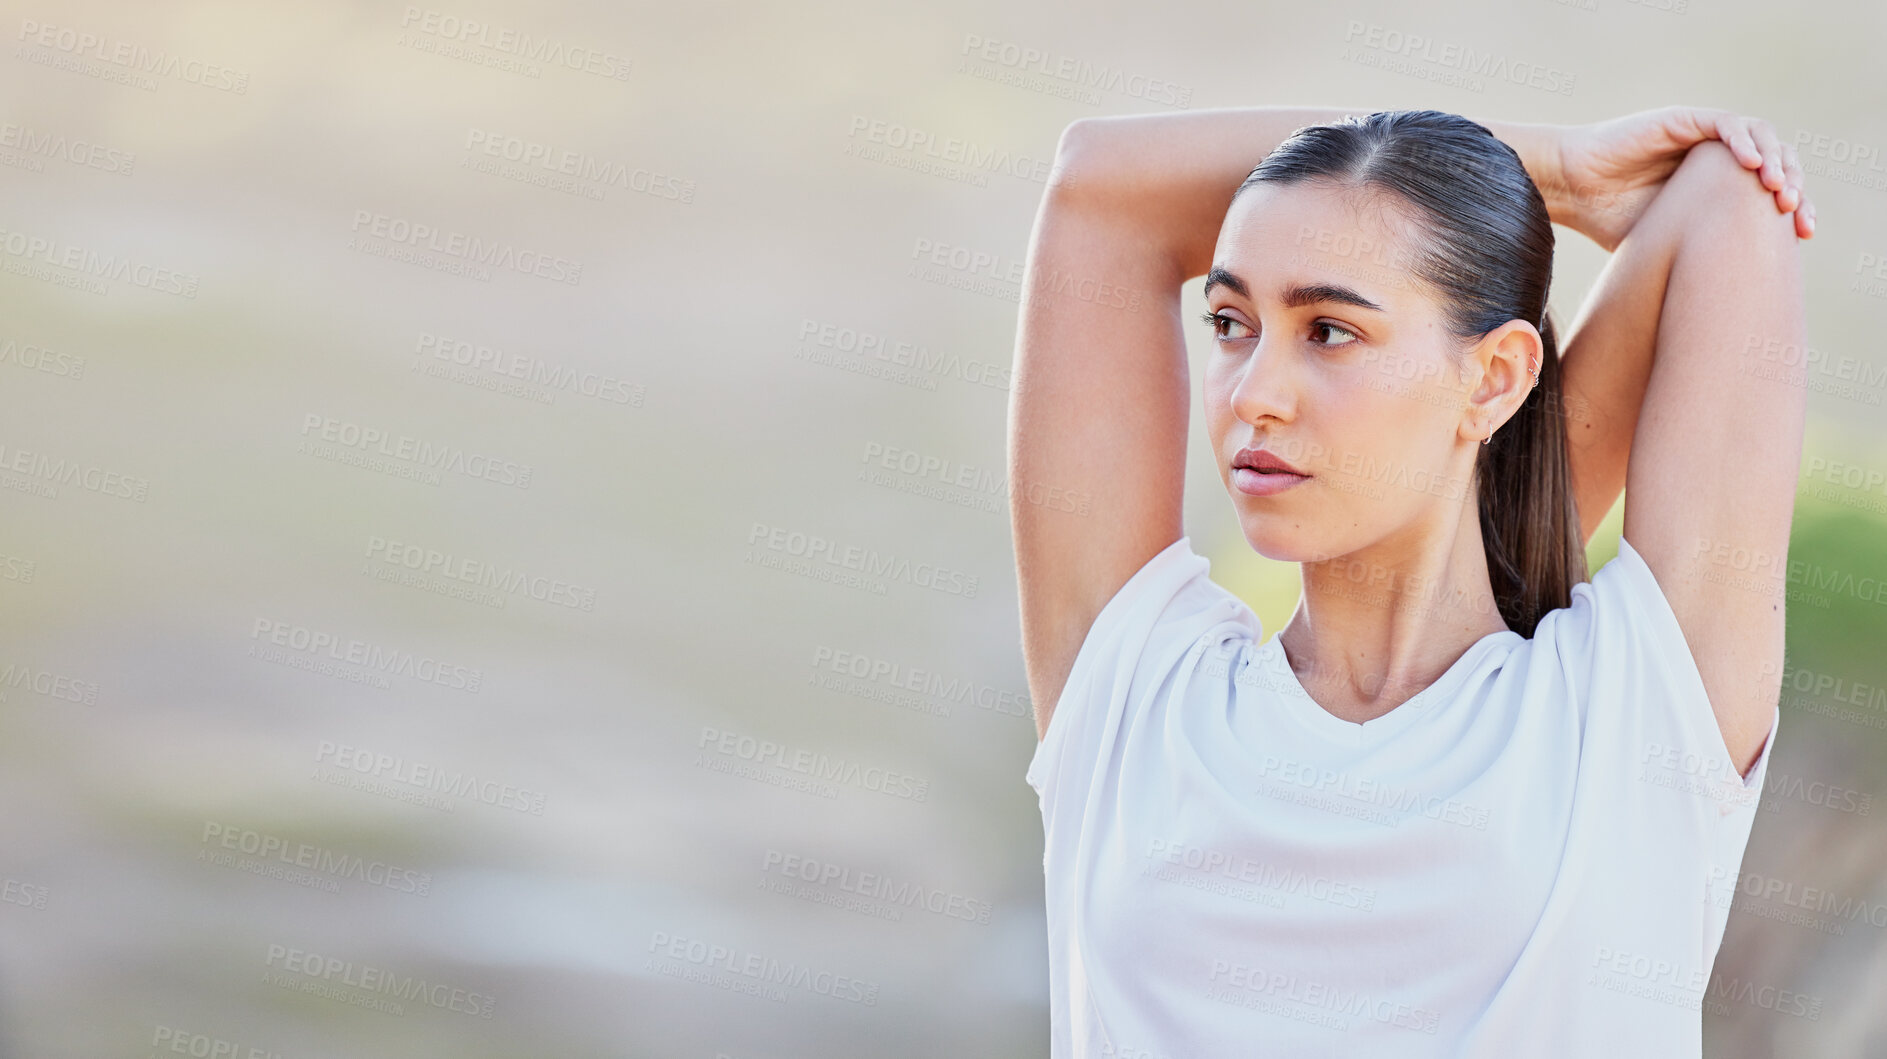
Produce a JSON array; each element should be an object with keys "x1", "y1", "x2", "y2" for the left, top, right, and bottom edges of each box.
[{"x1": 1554, "y1": 105, "x2": 1813, "y2": 251}]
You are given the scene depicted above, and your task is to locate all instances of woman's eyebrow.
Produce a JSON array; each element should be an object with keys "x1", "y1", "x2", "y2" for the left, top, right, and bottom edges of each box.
[
  {"x1": 1203, "y1": 267, "x2": 1384, "y2": 314},
  {"x1": 1280, "y1": 282, "x2": 1385, "y2": 313},
  {"x1": 1203, "y1": 266, "x2": 1248, "y2": 300}
]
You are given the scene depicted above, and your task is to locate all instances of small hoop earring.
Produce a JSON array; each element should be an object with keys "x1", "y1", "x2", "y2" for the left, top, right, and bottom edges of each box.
[{"x1": 1481, "y1": 433, "x2": 1492, "y2": 446}]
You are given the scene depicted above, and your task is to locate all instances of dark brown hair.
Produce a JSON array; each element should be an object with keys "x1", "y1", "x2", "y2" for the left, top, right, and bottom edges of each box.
[{"x1": 1233, "y1": 109, "x2": 1585, "y2": 636}]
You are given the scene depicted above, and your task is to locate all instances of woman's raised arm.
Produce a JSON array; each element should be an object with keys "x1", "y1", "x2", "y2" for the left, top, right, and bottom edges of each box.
[
  {"x1": 1011, "y1": 108, "x2": 1346, "y2": 741},
  {"x1": 1612, "y1": 139, "x2": 1807, "y2": 777},
  {"x1": 1471, "y1": 107, "x2": 1813, "y2": 546}
]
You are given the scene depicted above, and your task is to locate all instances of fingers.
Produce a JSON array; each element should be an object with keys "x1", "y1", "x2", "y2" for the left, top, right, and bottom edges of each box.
[
  {"x1": 1759, "y1": 132, "x2": 1812, "y2": 238},
  {"x1": 1680, "y1": 108, "x2": 1815, "y2": 238},
  {"x1": 1781, "y1": 142, "x2": 1811, "y2": 235},
  {"x1": 1710, "y1": 112, "x2": 1764, "y2": 168},
  {"x1": 1665, "y1": 105, "x2": 1725, "y2": 148},
  {"x1": 1782, "y1": 145, "x2": 1813, "y2": 238},
  {"x1": 1722, "y1": 115, "x2": 1815, "y2": 239},
  {"x1": 1747, "y1": 121, "x2": 1788, "y2": 195}
]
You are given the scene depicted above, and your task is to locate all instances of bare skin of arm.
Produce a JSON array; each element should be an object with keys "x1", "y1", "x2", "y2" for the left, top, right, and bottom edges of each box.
[
  {"x1": 1011, "y1": 107, "x2": 1356, "y2": 742},
  {"x1": 1612, "y1": 140, "x2": 1807, "y2": 777},
  {"x1": 1010, "y1": 106, "x2": 1809, "y2": 744},
  {"x1": 1501, "y1": 109, "x2": 1812, "y2": 543}
]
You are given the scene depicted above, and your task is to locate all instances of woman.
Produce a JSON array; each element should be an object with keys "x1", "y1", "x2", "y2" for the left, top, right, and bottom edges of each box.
[{"x1": 1009, "y1": 105, "x2": 1812, "y2": 1057}]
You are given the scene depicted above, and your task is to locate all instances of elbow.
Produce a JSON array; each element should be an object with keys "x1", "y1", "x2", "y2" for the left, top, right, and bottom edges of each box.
[
  {"x1": 1047, "y1": 116, "x2": 1126, "y2": 205},
  {"x1": 1678, "y1": 141, "x2": 1801, "y2": 246},
  {"x1": 1055, "y1": 117, "x2": 1108, "y2": 166},
  {"x1": 1651, "y1": 141, "x2": 1804, "y2": 310}
]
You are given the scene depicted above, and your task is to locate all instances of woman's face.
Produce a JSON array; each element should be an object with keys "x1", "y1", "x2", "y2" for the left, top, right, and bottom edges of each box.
[{"x1": 1202, "y1": 180, "x2": 1507, "y2": 564}]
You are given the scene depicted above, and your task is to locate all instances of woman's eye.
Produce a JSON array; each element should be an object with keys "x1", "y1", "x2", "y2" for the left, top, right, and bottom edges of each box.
[
  {"x1": 1202, "y1": 312, "x2": 1255, "y2": 341},
  {"x1": 1311, "y1": 321, "x2": 1358, "y2": 346},
  {"x1": 1201, "y1": 312, "x2": 1354, "y2": 346}
]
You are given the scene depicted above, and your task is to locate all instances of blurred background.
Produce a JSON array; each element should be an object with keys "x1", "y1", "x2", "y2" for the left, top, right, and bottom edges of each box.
[{"x1": 0, "y1": 0, "x2": 1882, "y2": 1055}]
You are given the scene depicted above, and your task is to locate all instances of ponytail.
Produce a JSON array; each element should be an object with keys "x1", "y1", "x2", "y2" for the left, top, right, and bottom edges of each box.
[{"x1": 1477, "y1": 308, "x2": 1586, "y2": 636}]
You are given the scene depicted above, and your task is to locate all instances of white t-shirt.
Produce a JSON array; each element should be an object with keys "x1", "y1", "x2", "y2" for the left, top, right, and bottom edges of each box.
[{"x1": 1025, "y1": 535, "x2": 1778, "y2": 1058}]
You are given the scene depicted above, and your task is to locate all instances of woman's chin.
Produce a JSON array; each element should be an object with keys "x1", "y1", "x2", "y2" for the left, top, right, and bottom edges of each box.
[{"x1": 1237, "y1": 521, "x2": 1328, "y2": 564}]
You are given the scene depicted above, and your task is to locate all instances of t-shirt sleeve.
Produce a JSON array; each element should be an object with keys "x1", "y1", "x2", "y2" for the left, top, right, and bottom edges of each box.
[
  {"x1": 1531, "y1": 535, "x2": 1782, "y2": 969},
  {"x1": 1023, "y1": 535, "x2": 1257, "y2": 822},
  {"x1": 1536, "y1": 535, "x2": 1779, "y2": 829}
]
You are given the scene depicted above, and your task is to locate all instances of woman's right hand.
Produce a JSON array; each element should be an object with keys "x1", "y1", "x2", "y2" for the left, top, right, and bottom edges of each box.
[{"x1": 1552, "y1": 106, "x2": 1813, "y2": 251}]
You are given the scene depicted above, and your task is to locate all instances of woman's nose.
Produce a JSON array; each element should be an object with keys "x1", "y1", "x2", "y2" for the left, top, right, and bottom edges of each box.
[{"x1": 1229, "y1": 342, "x2": 1296, "y2": 426}]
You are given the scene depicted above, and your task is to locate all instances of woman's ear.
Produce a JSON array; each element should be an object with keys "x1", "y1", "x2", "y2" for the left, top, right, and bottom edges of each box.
[{"x1": 1460, "y1": 321, "x2": 1540, "y2": 444}]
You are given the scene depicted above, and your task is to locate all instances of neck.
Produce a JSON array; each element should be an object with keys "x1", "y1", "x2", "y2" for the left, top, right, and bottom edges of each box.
[{"x1": 1276, "y1": 496, "x2": 1511, "y2": 724}]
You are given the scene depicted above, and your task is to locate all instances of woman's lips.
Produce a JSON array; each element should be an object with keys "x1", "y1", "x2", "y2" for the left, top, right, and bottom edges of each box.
[
  {"x1": 1230, "y1": 446, "x2": 1311, "y2": 496},
  {"x1": 1232, "y1": 467, "x2": 1311, "y2": 496}
]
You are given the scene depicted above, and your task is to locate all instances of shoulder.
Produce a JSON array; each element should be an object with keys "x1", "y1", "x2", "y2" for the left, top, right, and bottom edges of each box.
[
  {"x1": 1527, "y1": 537, "x2": 1778, "y2": 788},
  {"x1": 1026, "y1": 535, "x2": 1260, "y2": 798}
]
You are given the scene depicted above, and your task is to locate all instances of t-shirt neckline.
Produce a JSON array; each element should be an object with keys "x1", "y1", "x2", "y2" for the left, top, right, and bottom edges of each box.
[{"x1": 1253, "y1": 628, "x2": 1520, "y2": 743}]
